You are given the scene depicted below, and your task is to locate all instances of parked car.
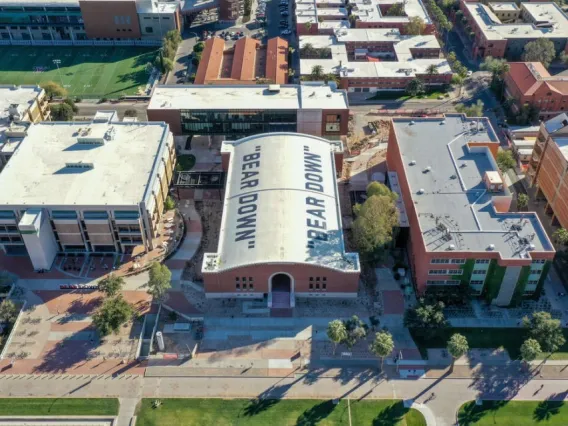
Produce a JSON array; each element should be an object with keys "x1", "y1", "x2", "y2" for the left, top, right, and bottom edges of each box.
[
  {"x1": 281, "y1": 10, "x2": 289, "y2": 15},
  {"x1": 281, "y1": 29, "x2": 292, "y2": 35}
]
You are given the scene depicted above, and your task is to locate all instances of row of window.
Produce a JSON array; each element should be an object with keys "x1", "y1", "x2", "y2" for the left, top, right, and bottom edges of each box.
[
  {"x1": 426, "y1": 280, "x2": 460, "y2": 286},
  {"x1": 428, "y1": 269, "x2": 463, "y2": 275},
  {"x1": 0, "y1": 225, "x2": 18, "y2": 232},
  {"x1": 470, "y1": 280, "x2": 485, "y2": 285},
  {"x1": 472, "y1": 269, "x2": 487, "y2": 275},
  {"x1": 235, "y1": 277, "x2": 253, "y2": 282},
  {"x1": 309, "y1": 282, "x2": 327, "y2": 290},
  {"x1": 431, "y1": 258, "x2": 466, "y2": 264},
  {"x1": 309, "y1": 277, "x2": 327, "y2": 282},
  {"x1": 236, "y1": 283, "x2": 254, "y2": 291}
]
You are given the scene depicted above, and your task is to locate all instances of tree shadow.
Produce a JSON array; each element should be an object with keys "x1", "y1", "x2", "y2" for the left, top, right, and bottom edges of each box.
[
  {"x1": 469, "y1": 364, "x2": 531, "y2": 400},
  {"x1": 533, "y1": 399, "x2": 564, "y2": 422},
  {"x1": 371, "y1": 401, "x2": 407, "y2": 426},
  {"x1": 242, "y1": 398, "x2": 279, "y2": 417},
  {"x1": 296, "y1": 400, "x2": 338, "y2": 426},
  {"x1": 457, "y1": 400, "x2": 508, "y2": 426}
]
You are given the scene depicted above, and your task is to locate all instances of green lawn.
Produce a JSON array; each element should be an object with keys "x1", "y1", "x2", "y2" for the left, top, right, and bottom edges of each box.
[
  {"x1": 0, "y1": 398, "x2": 119, "y2": 416},
  {"x1": 458, "y1": 400, "x2": 568, "y2": 425},
  {"x1": 0, "y1": 46, "x2": 158, "y2": 98},
  {"x1": 135, "y1": 398, "x2": 425, "y2": 426},
  {"x1": 410, "y1": 328, "x2": 568, "y2": 360},
  {"x1": 176, "y1": 154, "x2": 196, "y2": 171}
]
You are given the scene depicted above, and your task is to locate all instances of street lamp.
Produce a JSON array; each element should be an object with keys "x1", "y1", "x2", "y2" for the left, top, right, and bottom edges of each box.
[{"x1": 53, "y1": 59, "x2": 63, "y2": 87}]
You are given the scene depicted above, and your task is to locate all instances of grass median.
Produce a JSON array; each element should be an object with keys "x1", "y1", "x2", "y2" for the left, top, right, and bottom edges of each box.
[
  {"x1": 458, "y1": 400, "x2": 568, "y2": 425},
  {"x1": 0, "y1": 398, "x2": 119, "y2": 416},
  {"x1": 136, "y1": 398, "x2": 426, "y2": 426}
]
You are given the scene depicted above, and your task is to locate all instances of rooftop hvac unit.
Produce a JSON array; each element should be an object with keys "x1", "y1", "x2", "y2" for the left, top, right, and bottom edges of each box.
[
  {"x1": 423, "y1": 166, "x2": 431, "y2": 173},
  {"x1": 268, "y1": 84, "x2": 281, "y2": 92},
  {"x1": 487, "y1": 244, "x2": 495, "y2": 250},
  {"x1": 417, "y1": 188, "x2": 424, "y2": 194},
  {"x1": 448, "y1": 244, "x2": 456, "y2": 251},
  {"x1": 529, "y1": 244, "x2": 536, "y2": 250},
  {"x1": 409, "y1": 160, "x2": 416, "y2": 165}
]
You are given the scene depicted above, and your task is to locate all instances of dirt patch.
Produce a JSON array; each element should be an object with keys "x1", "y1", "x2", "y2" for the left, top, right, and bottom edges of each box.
[{"x1": 182, "y1": 200, "x2": 223, "y2": 281}]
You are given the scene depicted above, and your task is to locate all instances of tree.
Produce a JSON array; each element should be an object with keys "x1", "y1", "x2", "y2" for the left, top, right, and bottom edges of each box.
[
  {"x1": 426, "y1": 64, "x2": 439, "y2": 76},
  {"x1": 165, "y1": 30, "x2": 182, "y2": 47},
  {"x1": 162, "y1": 57, "x2": 174, "y2": 73},
  {"x1": 0, "y1": 300, "x2": 17, "y2": 323},
  {"x1": 352, "y1": 191, "x2": 399, "y2": 262},
  {"x1": 447, "y1": 52, "x2": 457, "y2": 65},
  {"x1": 342, "y1": 315, "x2": 367, "y2": 349},
  {"x1": 451, "y1": 74, "x2": 465, "y2": 96},
  {"x1": 164, "y1": 196, "x2": 176, "y2": 211},
  {"x1": 496, "y1": 149, "x2": 516, "y2": 172},
  {"x1": 305, "y1": 21, "x2": 312, "y2": 33},
  {"x1": 404, "y1": 298, "x2": 447, "y2": 339},
  {"x1": 97, "y1": 274, "x2": 125, "y2": 297},
  {"x1": 147, "y1": 262, "x2": 172, "y2": 301},
  {"x1": 244, "y1": 0, "x2": 252, "y2": 16},
  {"x1": 311, "y1": 65, "x2": 324, "y2": 79},
  {"x1": 455, "y1": 99, "x2": 484, "y2": 117},
  {"x1": 41, "y1": 81, "x2": 67, "y2": 98},
  {"x1": 560, "y1": 51, "x2": 568, "y2": 66},
  {"x1": 520, "y1": 338, "x2": 541, "y2": 364},
  {"x1": 327, "y1": 319, "x2": 347, "y2": 355},
  {"x1": 405, "y1": 16, "x2": 426, "y2": 35},
  {"x1": 369, "y1": 331, "x2": 394, "y2": 371},
  {"x1": 447, "y1": 333, "x2": 469, "y2": 371},
  {"x1": 300, "y1": 43, "x2": 316, "y2": 58},
  {"x1": 288, "y1": 68, "x2": 295, "y2": 77},
  {"x1": 62, "y1": 97, "x2": 78, "y2": 113},
  {"x1": 92, "y1": 295, "x2": 134, "y2": 336},
  {"x1": 124, "y1": 109, "x2": 138, "y2": 118},
  {"x1": 49, "y1": 103, "x2": 74, "y2": 121},
  {"x1": 522, "y1": 39, "x2": 556, "y2": 68},
  {"x1": 523, "y1": 311, "x2": 566, "y2": 353},
  {"x1": 193, "y1": 42, "x2": 205, "y2": 53},
  {"x1": 386, "y1": 3, "x2": 406, "y2": 16},
  {"x1": 517, "y1": 193, "x2": 529, "y2": 211},
  {"x1": 161, "y1": 42, "x2": 176, "y2": 61},
  {"x1": 553, "y1": 228, "x2": 568, "y2": 245},
  {"x1": 366, "y1": 182, "x2": 398, "y2": 202},
  {"x1": 405, "y1": 78, "x2": 425, "y2": 97},
  {"x1": 480, "y1": 56, "x2": 510, "y2": 82}
]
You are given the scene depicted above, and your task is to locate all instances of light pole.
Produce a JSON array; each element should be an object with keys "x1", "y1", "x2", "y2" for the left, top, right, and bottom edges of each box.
[{"x1": 53, "y1": 59, "x2": 63, "y2": 87}]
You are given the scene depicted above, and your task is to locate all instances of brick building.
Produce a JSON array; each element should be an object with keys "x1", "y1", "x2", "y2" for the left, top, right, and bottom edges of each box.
[
  {"x1": 504, "y1": 62, "x2": 568, "y2": 122},
  {"x1": 460, "y1": 1, "x2": 568, "y2": 60},
  {"x1": 195, "y1": 36, "x2": 288, "y2": 85},
  {"x1": 147, "y1": 83, "x2": 350, "y2": 141},
  {"x1": 528, "y1": 113, "x2": 568, "y2": 230},
  {"x1": 202, "y1": 132, "x2": 360, "y2": 308},
  {"x1": 387, "y1": 114, "x2": 555, "y2": 306}
]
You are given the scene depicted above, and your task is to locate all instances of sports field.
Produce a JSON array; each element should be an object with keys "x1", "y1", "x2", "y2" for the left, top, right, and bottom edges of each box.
[{"x1": 0, "y1": 46, "x2": 159, "y2": 98}]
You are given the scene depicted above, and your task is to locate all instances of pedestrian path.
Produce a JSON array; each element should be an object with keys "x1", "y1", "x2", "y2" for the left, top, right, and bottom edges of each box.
[{"x1": 117, "y1": 397, "x2": 139, "y2": 426}]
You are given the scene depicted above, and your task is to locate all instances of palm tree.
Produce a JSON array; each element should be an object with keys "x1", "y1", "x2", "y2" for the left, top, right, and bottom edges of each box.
[
  {"x1": 426, "y1": 64, "x2": 439, "y2": 76},
  {"x1": 311, "y1": 65, "x2": 324, "y2": 79},
  {"x1": 305, "y1": 21, "x2": 312, "y2": 33}
]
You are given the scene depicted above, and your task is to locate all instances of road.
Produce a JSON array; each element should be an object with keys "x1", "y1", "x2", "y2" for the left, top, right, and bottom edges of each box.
[{"x1": 2, "y1": 370, "x2": 568, "y2": 426}]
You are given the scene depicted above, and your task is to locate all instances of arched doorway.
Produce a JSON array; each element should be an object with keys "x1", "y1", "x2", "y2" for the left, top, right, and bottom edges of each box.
[{"x1": 270, "y1": 273, "x2": 293, "y2": 308}]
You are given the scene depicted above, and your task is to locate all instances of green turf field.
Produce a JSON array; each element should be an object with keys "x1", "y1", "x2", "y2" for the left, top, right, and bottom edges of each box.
[
  {"x1": 0, "y1": 398, "x2": 119, "y2": 416},
  {"x1": 459, "y1": 400, "x2": 568, "y2": 425},
  {"x1": 0, "y1": 46, "x2": 159, "y2": 98}
]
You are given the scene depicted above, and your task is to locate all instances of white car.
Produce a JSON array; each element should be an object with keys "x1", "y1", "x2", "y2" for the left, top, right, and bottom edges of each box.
[
  {"x1": 467, "y1": 70, "x2": 473, "y2": 77},
  {"x1": 281, "y1": 29, "x2": 292, "y2": 35}
]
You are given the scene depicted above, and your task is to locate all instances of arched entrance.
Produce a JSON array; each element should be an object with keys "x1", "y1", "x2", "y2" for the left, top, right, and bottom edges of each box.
[{"x1": 269, "y1": 273, "x2": 293, "y2": 308}]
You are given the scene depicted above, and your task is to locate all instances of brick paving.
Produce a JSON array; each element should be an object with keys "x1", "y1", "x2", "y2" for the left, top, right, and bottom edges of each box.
[{"x1": 381, "y1": 290, "x2": 405, "y2": 314}]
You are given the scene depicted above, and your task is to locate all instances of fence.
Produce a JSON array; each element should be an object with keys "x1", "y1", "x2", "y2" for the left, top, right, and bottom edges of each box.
[{"x1": 1, "y1": 39, "x2": 161, "y2": 47}]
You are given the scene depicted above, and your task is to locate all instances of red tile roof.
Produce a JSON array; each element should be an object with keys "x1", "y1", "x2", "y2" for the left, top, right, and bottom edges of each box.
[
  {"x1": 194, "y1": 37, "x2": 225, "y2": 84},
  {"x1": 266, "y1": 37, "x2": 289, "y2": 85}
]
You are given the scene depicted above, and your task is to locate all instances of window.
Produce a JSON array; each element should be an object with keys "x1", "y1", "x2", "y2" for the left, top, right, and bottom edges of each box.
[
  {"x1": 472, "y1": 269, "x2": 487, "y2": 275},
  {"x1": 316, "y1": 283, "x2": 320, "y2": 290},
  {"x1": 426, "y1": 280, "x2": 460, "y2": 285},
  {"x1": 309, "y1": 283, "x2": 313, "y2": 290},
  {"x1": 452, "y1": 259, "x2": 466, "y2": 264},
  {"x1": 431, "y1": 258, "x2": 450, "y2": 264},
  {"x1": 532, "y1": 259, "x2": 546, "y2": 264},
  {"x1": 145, "y1": 26, "x2": 153, "y2": 33},
  {"x1": 52, "y1": 210, "x2": 78, "y2": 219},
  {"x1": 429, "y1": 269, "x2": 448, "y2": 275},
  {"x1": 236, "y1": 283, "x2": 240, "y2": 290},
  {"x1": 470, "y1": 280, "x2": 485, "y2": 285},
  {"x1": 325, "y1": 114, "x2": 341, "y2": 133},
  {"x1": 235, "y1": 277, "x2": 239, "y2": 282},
  {"x1": 448, "y1": 269, "x2": 463, "y2": 275},
  {"x1": 530, "y1": 269, "x2": 542, "y2": 275},
  {"x1": 475, "y1": 259, "x2": 490, "y2": 264},
  {"x1": 527, "y1": 280, "x2": 539, "y2": 286},
  {"x1": 322, "y1": 283, "x2": 327, "y2": 290}
]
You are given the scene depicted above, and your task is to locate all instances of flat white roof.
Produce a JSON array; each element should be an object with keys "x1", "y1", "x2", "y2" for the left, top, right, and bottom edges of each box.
[
  {"x1": 0, "y1": 0, "x2": 79, "y2": 5},
  {"x1": 0, "y1": 117, "x2": 170, "y2": 207},
  {"x1": 0, "y1": 85, "x2": 44, "y2": 149},
  {"x1": 465, "y1": 2, "x2": 568, "y2": 41},
  {"x1": 149, "y1": 84, "x2": 349, "y2": 111},
  {"x1": 203, "y1": 133, "x2": 359, "y2": 273},
  {"x1": 299, "y1": 30, "x2": 451, "y2": 78},
  {"x1": 489, "y1": 3, "x2": 518, "y2": 12},
  {"x1": 350, "y1": 0, "x2": 430, "y2": 23}
]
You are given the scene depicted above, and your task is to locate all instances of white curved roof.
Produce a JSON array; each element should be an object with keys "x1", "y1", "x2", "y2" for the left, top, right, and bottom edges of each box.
[{"x1": 202, "y1": 133, "x2": 359, "y2": 273}]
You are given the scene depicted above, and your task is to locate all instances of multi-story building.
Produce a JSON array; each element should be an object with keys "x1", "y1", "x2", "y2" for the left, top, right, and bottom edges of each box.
[
  {"x1": 296, "y1": 0, "x2": 434, "y2": 36},
  {"x1": 0, "y1": 111, "x2": 176, "y2": 270},
  {"x1": 195, "y1": 36, "x2": 288, "y2": 85},
  {"x1": 504, "y1": 62, "x2": 568, "y2": 122},
  {"x1": 0, "y1": 85, "x2": 49, "y2": 169},
  {"x1": 528, "y1": 113, "x2": 568, "y2": 229},
  {"x1": 147, "y1": 83, "x2": 350, "y2": 140},
  {"x1": 0, "y1": 0, "x2": 181, "y2": 44},
  {"x1": 202, "y1": 132, "x2": 360, "y2": 307},
  {"x1": 387, "y1": 114, "x2": 555, "y2": 306},
  {"x1": 460, "y1": 1, "x2": 568, "y2": 60},
  {"x1": 299, "y1": 29, "x2": 452, "y2": 93}
]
